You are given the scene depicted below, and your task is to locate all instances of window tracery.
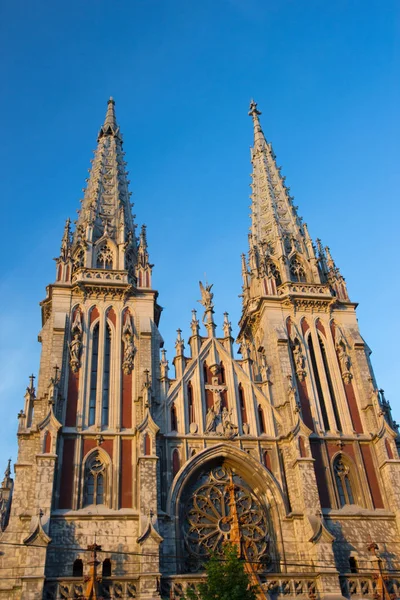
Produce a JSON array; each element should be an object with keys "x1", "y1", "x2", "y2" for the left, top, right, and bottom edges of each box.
[
  {"x1": 83, "y1": 452, "x2": 107, "y2": 507},
  {"x1": 182, "y1": 465, "x2": 272, "y2": 573},
  {"x1": 267, "y1": 260, "x2": 282, "y2": 287},
  {"x1": 96, "y1": 243, "x2": 114, "y2": 270},
  {"x1": 289, "y1": 258, "x2": 306, "y2": 283},
  {"x1": 333, "y1": 456, "x2": 355, "y2": 507}
]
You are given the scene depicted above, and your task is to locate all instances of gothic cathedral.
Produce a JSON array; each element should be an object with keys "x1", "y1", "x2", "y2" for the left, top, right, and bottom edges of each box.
[{"x1": 0, "y1": 99, "x2": 399, "y2": 600}]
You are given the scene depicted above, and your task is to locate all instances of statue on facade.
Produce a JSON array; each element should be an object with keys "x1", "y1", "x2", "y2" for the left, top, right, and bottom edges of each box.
[
  {"x1": 221, "y1": 407, "x2": 238, "y2": 438},
  {"x1": 69, "y1": 310, "x2": 83, "y2": 373},
  {"x1": 122, "y1": 313, "x2": 135, "y2": 375},
  {"x1": 292, "y1": 339, "x2": 306, "y2": 381},
  {"x1": 205, "y1": 406, "x2": 216, "y2": 433},
  {"x1": 198, "y1": 281, "x2": 214, "y2": 310},
  {"x1": 336, "y1": 338, "x2": 352, "y2": 383}
]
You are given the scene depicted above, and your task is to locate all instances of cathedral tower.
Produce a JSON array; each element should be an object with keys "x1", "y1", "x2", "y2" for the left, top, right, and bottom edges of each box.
[{"x1": 0, "y1": 99, "x2": 399, "y2": 600}]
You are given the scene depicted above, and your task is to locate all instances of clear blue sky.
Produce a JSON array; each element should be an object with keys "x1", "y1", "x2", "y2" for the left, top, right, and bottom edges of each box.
[{"x1": 1, "y1": 0, "x2": 399, "y2": 465}]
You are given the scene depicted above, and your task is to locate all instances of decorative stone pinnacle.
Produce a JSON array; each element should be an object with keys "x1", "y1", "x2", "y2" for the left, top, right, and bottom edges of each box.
[
  {"x1": 223, "y1": 312, "x2": 232, "y2": 338},
  {"x1": 190, "y1": 309, "x2": 200, "y2": 336}
]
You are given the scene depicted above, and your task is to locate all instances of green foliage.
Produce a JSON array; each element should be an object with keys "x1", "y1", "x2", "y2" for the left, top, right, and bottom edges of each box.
[{"x1": 183, "y1": 544, "x2": 257, "y2": 600}]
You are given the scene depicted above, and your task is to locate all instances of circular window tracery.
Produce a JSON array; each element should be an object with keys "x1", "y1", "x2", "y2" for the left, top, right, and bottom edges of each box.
[{"x1": 182, "y1": 465, "x2": 271, "y2": 572}]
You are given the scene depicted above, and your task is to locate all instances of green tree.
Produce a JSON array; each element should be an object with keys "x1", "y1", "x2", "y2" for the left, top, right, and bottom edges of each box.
[{"x1": 184, "y1": 544, "x2": 257, "y2": 600}]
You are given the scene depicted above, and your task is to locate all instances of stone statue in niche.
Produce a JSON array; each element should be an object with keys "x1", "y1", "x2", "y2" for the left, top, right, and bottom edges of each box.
[
  {"x1": 221, "y1": 407, "x2": 238, "y2": 439},
  {"x1": 336, "y1": 339, "x2": 352, "y2": 384},
  {"x1": 122, "y1": 314, "x2": 135, "y2": 375},
  {"x1": 69, "y1": 310, "x2": 83, "y2": 373},
  {"x1": 292, "y1": 339, "x2": 306, "y2": 381}
]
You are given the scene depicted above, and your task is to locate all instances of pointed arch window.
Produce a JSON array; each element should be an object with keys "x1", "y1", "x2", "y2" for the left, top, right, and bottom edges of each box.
[
  {"x1": 220, "y1": 362, "x2": 226, "y2": 385},
  {"x1": 187, "y1": 382, "x2": 195, "y2": 424},
  {"x1": 308, "y1": 335, "x2": 330, "y2": 431},
  {"x1": 102, "y1": 324, "x2": 111, "y2": 427},
  {"x1": 239, "y1": 384, "x2": 248, "y2": 427},
  {"x1": 333, "y1": 455, "x2": 355, "y2": 507},
  {"x1": 102, "y1": 558, "x2": 112, "y2": 577},
  {"x1": 318, "y1": 334, "x2": 342, "y2": 432},
  {"x1": 349, "y1": 557, "x2": 358, "y2": 574},
  {"x1": 89, "y1": 324, "x2": 99, "y2": 426},
  {"x1": 171, "y1": 404, "x2": 178, "y2": 431},
  {"x1": 289, "y1": 258, "x2": 306, "y2": 283},
  {"x1": 83, "y1": 452, "x2": 107, "y2": 507},
  {"x1": 268, "y1": 261, "x2": 282, "y2": 287},
  {"x1": 96, "y1": 243, "x2": 113, "y2": 270},
  {"x1": 258, "y1": 405, "x2": 266, "y2": 434}
]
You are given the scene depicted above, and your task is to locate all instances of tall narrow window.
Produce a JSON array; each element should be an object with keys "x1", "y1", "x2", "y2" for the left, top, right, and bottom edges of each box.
[
  {"x1": 188, "y1": 382, "x2": 194, "y2": 424},
  {"x1": 258, "y1": 405, "x2": 266, "y2": 434},
  {"x1": 349, "y1": 557, "x2": 358, "y2": 573},
  {"x1": 334, "y1": 456, "x2": 354, "y2": 507},
  {"x1": 318, "y1": 335, "x2": 342, "y2": 431},
  {"x1": 83, "y1": 452, "x2": 106, "y2": 507},
  {"x1": 220, "y1": 363, "x2": 226, "y2": 384},
  {"x1": 308, "y1": 335, "x2": 330, "y2": 431},
  {"x1": 239, "y1": 384, "x2": 248, "y2": 427},
  {"x1": 102, "y1": 558, "x2": 112, "y2": 577},
  {"x1": 171, "y1": 404, "x2": 177, "y2": 431},
  {"x1": 203, "y1": 362, "x2": 209, "y2": 384},
  {"x1": 102, "y1": 324, "x2": 111, "y2": 427},
  {"x1": 89, "y1": 324, "x2": 99, "y2": 426}
]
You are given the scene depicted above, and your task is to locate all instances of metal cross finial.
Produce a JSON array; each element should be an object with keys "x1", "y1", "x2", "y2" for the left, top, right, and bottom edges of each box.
[
  {"x1": 249, "y1": 99, "x2": 261, "y2": 117},
  {"x1": 29, "y1": 374, "x2": 35, "y2": 390}
]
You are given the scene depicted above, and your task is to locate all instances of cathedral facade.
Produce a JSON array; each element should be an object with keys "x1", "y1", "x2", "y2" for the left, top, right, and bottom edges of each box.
[{"x1": 0, "y1": 98, "x2": 399, "y2": 600}]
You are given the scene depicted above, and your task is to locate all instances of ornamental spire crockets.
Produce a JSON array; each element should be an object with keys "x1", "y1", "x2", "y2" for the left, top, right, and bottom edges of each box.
[
  {"x1": 247, "y1": 100, "x2": 320, "y2": 288},
  {"x1": 68, "y1": 97, "x2": 138, "y2": 282}
]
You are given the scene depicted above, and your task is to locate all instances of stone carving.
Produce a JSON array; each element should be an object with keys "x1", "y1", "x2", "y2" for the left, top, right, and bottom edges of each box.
[
  {"x1": 292, "y1": 339, "x2": 306, "y2": 381},
  {"x1": 204, "y1": 387, "x2": 237, "y2": 439},
  {"x1": 336, "y1": 335, "x2": 352, "y2": 384},
  {"x1": 69, "y1": 310, "x2": 83, "y2": 373},
  {"x1": 198, "y1": 281, "x2": 214, "y2": 311},
  {"x1": 122, "y1": 313, "x2": 135, "y2": 375}
]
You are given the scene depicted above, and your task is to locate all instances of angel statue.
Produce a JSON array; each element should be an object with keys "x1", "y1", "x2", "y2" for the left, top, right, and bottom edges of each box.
[{"x1": 198, "y1": 281, "x2": 214, "y2": 310}]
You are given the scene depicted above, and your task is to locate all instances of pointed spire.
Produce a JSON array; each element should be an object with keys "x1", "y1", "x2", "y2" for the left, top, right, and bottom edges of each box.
[
  {"x1": 71, "y1": 98, "x2": 138, "y2": 281},
  {"x1": 60, "y1": 218, "x2": 72, "y2": 261},
  {"x1": 1, "y1": 459, "x2": 12, "y2": 489},
  {"x1": 248, "y1": 100, "x2": 266, "y2": 152},
  {"x1": 98, "y1": 97, "x2": 119, "y2": 138},
  {"x1": 175, "y1": 329, "x2": 185, "y2": 356},
  {"x1": 246, "y1": 100, "x2": 325, "y2": 294},
  {"x1": 223, "y1": 312, "x2": 232, "y2": 338}
]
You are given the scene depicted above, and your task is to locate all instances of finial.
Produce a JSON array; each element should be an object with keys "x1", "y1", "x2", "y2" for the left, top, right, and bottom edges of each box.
[
  {"x1": 248, "y1": 99, "x2": 261, "y2": 118},
  {"x1": 175, "y1": 329, "x2": 185, "y2": 356},
  {"x1": 99, "y1": 96, "x2": 118, "y2": 137},
  {"x1": 139, "y1": 224, "x2": 147, "y2": 248},
  {"x1": 190, "y1": 309, "x2": 200, "y2": 337},
  {"x1": 223, "y1": 312, "x2": 232, "y2": 338}
]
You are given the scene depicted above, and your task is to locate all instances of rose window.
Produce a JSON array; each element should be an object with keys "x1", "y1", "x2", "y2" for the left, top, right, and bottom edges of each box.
[{"x1": 183, "y1": 466, "x2": 270, "y2": 570}]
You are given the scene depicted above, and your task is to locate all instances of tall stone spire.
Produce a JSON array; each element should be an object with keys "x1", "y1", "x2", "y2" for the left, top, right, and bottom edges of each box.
[
  {"x1": 71, "y1": 97, "x2": 138, "y2": 281},
  {"x1": 247, "y1": 100, "x2": 320, "y2": 289}
]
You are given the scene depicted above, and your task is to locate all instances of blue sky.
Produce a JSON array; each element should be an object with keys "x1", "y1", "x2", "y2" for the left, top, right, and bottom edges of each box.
[{"x1": 1, "y1": 0, "x2": 399, "y2": 465}]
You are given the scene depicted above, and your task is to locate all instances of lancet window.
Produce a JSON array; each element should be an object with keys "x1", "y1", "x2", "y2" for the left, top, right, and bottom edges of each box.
[
  {"x1": 267, "y1": 260, "x2": 282, "y2": 287},
  {"x1": 318, "y1": 334, "x2": 342, "y2": 432},
  {"x1": 289, "y1": 257, "x2": 306, "y2": 283},
  {"x1": 187, "y1": 382, "x2": 195, "y2": 424},
  {"x1": 102, "y1": 324, "x2": 111, "y2": 427},
  {"x1": 72, "y1": 559, "x2": 83, "y2": 577},
  {"x1": 308, "y1": 335, "x2": 330, "y2": 431},
  {"x1": 239, "y1": 384, "x2": 248, "y2": 427},
  {"x1": 89, "y1": 324, "x2": 99, "y2": 426},
  {"x1": 171, "y1": 404, "x2": 178, "y2": 431},
  {"x1": 333, "y1": 455, "x2": 355, "y2": 507},
  {"x1": 83, "y1": 452, "x2": 107, "y2": 507},
  {"x1": 258, "y1": 405, "x2": 266, "y2": 434}
]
